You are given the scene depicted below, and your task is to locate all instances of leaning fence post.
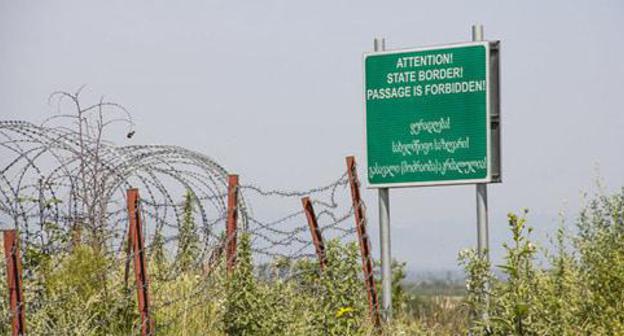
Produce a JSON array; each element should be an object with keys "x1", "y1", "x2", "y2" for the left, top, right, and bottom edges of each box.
[
  {"x1": 127, "y1": 188, "x2": 154, "y2": 336},
  {"x1": 345, "y1": 156, "x2": 381, "y2": 328},
  {"x1": 3, "y1": 229, "x2": 26, "y2": 336},
  {"x1": 226, "y1": 174, "x2": 239, "y2": 274},
  {"x1": 301, "y1": 197, "x2": 327, "y2": 271}
]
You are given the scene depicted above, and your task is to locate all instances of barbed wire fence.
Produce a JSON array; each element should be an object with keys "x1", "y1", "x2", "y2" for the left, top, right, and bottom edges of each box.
[{"x1": 0, "y1": 89, "x2": 380, "y2": 335}]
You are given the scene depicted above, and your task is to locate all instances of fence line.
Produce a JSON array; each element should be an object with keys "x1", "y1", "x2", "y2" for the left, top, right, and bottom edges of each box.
[
  {"x1": 301, "y1": 196, "x2": 327, "y2": 271},
  {"x1": 0, "y1": 94, "x2": 383, "y2": 334},
  {"x1": 127, "y1": 188, "x2": 154, "y2": 336},
  {"x1": 1, "y1": 159, "x2": 377, "y2": 334},
  {"x1": 346, "y1": 155, "x2": 381, "y2": 329},
  {"x1": 3, "y1": 229, "x2": 26, "y2": 336},
  {"x1": 226, "y1": 175, "x2": 239, "y2": 274}
]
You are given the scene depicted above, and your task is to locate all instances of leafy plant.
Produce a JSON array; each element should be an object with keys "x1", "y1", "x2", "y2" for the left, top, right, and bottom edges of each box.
[{"x1": 177, "y1": 190, "x2": 200, "y2": 272}]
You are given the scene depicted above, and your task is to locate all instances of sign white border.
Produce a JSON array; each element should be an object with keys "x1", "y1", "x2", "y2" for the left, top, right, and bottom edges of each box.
[{"x1": 363, "y1": 41, "x2": 492, "y2": 189}]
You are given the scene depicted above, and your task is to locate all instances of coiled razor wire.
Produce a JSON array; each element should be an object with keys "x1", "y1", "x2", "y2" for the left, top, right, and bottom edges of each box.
[{"x1": 0, "y1": 90, "x2": 373, "y2": 333}]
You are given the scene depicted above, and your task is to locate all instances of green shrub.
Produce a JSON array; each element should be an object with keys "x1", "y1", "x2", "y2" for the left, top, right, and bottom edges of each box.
[
  {"x1": 461, "y1": 188, "x2": 624, "y2": 335},
  {"x1": 3, "y1": 187, "x2": 623, "y2": 335}
]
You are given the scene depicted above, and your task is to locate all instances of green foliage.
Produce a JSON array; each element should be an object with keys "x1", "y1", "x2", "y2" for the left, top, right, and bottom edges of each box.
[
  {"x1": 576, "y1": 188, "x2": 624, "y2": 334},
  {"x1": 177, "y1": 190, "x2": 200, "y2": 272},
  {"x1": 26, "y1": 245, "x2": 138, "y2": 335},
  {"x1": 458, "y1": 247, "x2": 492, "y2": 334},
  {"x1": 223, "y1": 235, "x2": 370, "y2": 335},
  {"x1": 374, "y1": 259, "x2": 410, "y2": 313},
  {"x1": 0, "y1": 241, "x2": 10, "y2": 335},
  {"x1": 462, "y1": 188, "x2": 624, "y2": 335},
  {"x1": 224, "y1": 232, "x2": 262, "y2": 335},
  {"x1": 317, "y1": 240, "x2": 368, "y2": 335},
  {"x1": 3, "y1": 187, "x2": 624, "y2": 335},
  {"x1": 150, "y1": 228, "x2": 167, "y2": 272},
  {"x1": 492, "y1": 211, "x2": 541, "y2": 334},
  {"x1": 152, "y1": 271, "x2": 225, "y2": 335}
]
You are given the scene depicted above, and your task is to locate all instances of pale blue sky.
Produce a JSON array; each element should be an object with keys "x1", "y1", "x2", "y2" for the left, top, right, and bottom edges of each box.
[{"x1": 1, "y1": 0, "x2": 623, "y2": 272}]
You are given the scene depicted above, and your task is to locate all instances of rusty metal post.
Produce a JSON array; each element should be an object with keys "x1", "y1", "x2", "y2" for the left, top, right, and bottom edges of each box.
[
  {"x1": 345, "y1": 156, "x2": 381, "y2": 328},
  {"x1": 127, "y1": 188, "x2": 154, "y2": 336},
  {"x1": 226, "y1": 174, "x2": 239, "y2": 274},
  {"x1": 3, "y1": 230, "x2": 26, "y2": 336},
  {"x1": 301, "y1": 197, "x2": 327, "y2": 271}
]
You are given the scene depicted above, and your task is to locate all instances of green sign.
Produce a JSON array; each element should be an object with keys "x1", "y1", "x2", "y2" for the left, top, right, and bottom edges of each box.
[{"x1": 364, "y1": 41, "x2": 499, "y2": 188}]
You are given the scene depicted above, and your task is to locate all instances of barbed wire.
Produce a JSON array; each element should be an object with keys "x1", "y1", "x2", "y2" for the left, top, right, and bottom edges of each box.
[{"x1": 0, "y1": 91, "x2": 379, "y2": 334}]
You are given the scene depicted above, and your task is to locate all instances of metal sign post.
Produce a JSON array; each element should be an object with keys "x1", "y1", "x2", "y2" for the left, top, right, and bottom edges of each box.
[
  {"x1": 374, "y1": 37, "x2": 393, "y2": 321},
  {"x1": 379, "y1": 187, "x2": 392, "y2": 320},
  {"x1": 473, "y1": 24, "x2": 490, "y2": 261}
]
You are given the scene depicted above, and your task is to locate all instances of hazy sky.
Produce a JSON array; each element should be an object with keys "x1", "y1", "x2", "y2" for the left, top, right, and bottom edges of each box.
[{"x1": 1, "y1": 0, "x2": 623, "y2": 272}]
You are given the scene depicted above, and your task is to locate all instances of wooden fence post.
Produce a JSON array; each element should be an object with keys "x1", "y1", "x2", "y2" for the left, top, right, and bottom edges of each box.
[
  {"x1": 301, "y1": 197, "x2": 327, "y2": 271},
  {"x1": 3, "y1": 230, "x2": 25, "y2": 336},
  {"x1": 345, "y1": 156, "x2": 381, "y2": 328},
  {"x1": 226, "y1": 175, "x2": 239, "y2": 274},
  {"x1": 127, "y1": 188, "x2": 154, "y2": 336}
]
